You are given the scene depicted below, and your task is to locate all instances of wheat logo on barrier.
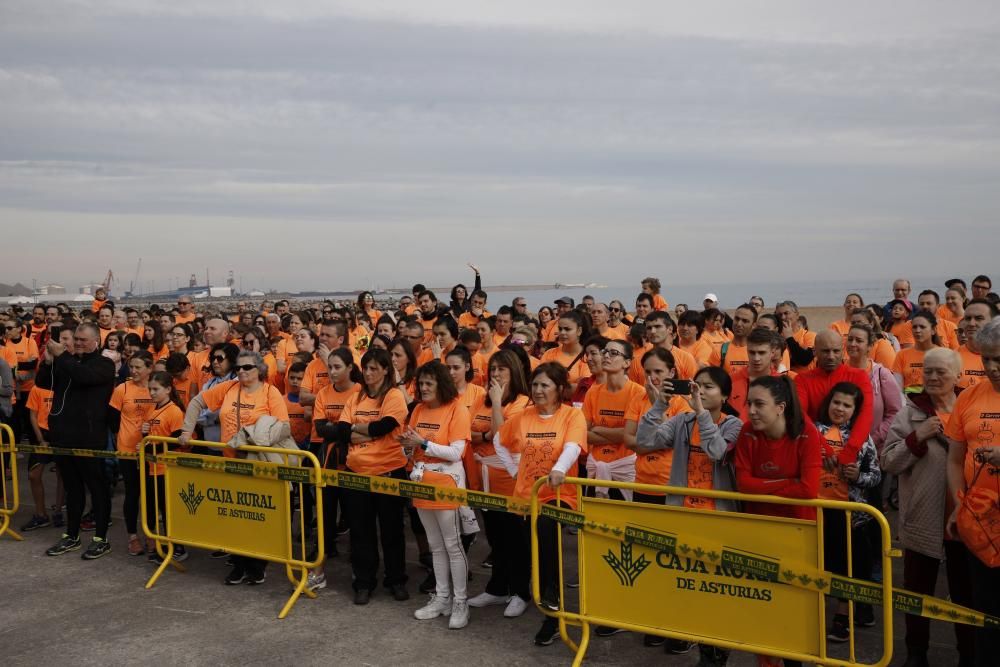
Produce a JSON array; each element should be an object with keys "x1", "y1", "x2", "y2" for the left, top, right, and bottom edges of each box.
[
  {"x1": 604, "y1": 543, "x2": 650, "y2": 587},
  {"x1": 179, "y1": 483, "x2": 204, "y2": 515}
]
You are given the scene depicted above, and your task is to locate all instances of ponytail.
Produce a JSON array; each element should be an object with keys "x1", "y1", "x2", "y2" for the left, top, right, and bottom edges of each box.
[{"x1": 149, "y1": 371, "x2": 185, "y2": 412}]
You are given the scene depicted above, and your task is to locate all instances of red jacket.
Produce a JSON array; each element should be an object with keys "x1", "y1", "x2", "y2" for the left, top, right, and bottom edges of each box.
[
  {"x1": 733, "y1": 418, "x2": 822, "y2": 521},
  {"x1": 794, "y1": 364, "x2": 873, "y2": 465}
]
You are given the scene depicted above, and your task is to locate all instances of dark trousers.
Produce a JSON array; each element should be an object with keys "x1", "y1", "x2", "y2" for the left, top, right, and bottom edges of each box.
[
  {"x1": 56, "y1": 453, "x2": 109, "y2": 540},
  {"x1": 11, "y1": 392, "x2": 38, "y2": 446},
  {"x1": 822, "y1": 508, "x2": 874, "y2": 582},
  {"x1": 968, "y1": 552, "x2": 1000, "y2": 667},
  {"x1": 633, "y1": 491, "x2": 667, "y2": 506},
  {"x1": 232, "y1": 555, "x2": 267, "y2": 576},
  {"x1": 903, "y1": 542, "x2": 975, "y2": 661},
  {"x1": 120, "y1": 459, "x2": 141, "y2": 534},
  {"x1": 484, "y1": 509, "x2": 520, "y2": 598},
  {"x1": 513, "y1": 501, "x2": 569, "y2": 605},
  {"x1": 320, "y1": 484, "x2": 341, "y2": 557},
  {"x1": 145, "y1": 473, "x2": 166, "y2": 534},
  {"x1": 343, "y1": 466, "x2": 408, "y2": 591}
]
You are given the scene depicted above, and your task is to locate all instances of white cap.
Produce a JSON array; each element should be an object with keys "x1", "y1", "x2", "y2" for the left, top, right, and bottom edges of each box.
[{"x1": 703, "y1": 293, "x2": 718, "y2": 303}]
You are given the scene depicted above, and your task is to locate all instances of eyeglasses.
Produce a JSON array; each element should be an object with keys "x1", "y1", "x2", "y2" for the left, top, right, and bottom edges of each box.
[
  {"x1": 973, "y1": 283, "x2": 991, "y2": 290},
  {"x1": 168, "y1": 331, "x2": 186, "y2": 337},
  {"x1": 515, "y1": 302, "x2": 526, "y2": 308},
  {"x1": 236, "y1": 364, "x2": 258, "y2": 372},
  {"x1": 177, "y1": 301, "x2": 192, "y2": 306},
  {"x1": 212, "y1": 355, "x2": 226, "y2": 362},
  {"x1": 601, "y1": 349, "x2": 629, "y2": 359}
]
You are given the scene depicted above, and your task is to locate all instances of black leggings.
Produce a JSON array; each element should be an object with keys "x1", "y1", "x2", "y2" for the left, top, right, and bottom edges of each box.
[
  {"x1": 343, "y1": 466, "x2": 409, "y2": 591},
  {"x1": 56, "y1": 453, "x2": 109, "y2": 540},
  {"x1": 145, "y1": 473, "x2": 166, "y2": 534},
  {"x1": 120, "y1": 459, "x2": 142, "y2": 534}
]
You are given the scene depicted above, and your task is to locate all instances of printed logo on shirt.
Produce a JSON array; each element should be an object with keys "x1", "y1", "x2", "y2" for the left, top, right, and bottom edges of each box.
[
  {"x1": 527, "y1": 431, "x2": 558, "y2": 439},
  {"x1": 415, "y1": 422, "x2": 441, "y2": 432},
  {"x1": 598, "y1": 409, "x2": 625, "y2": 418},
  {"x1": 355, "y1": 410, "x2": 381, "y2": 418}
]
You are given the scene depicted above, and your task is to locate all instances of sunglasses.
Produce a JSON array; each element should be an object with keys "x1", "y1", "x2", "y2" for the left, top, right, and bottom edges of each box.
[
  {"x1": 609, "y1": 308, "x2": 622, "y2": 313},
  {"x1": 212, "y1": 355, "x2": 227, "y2": 362},
  {"x1": 236, "y1": 364, "x2": 258, "y2": 372},
  {"x1": 177, "y1": 302, "x2": 192, "y2": 306}
]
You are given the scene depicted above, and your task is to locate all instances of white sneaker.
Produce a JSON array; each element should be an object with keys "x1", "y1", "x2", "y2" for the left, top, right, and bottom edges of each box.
[
  {"x1": 468, "y1": 592, "x2": 509, "y2": 608},
  {"x1": 449, "y1": 600, "x2": 469, "y2": 629},
  {"x1": 414, "y1": 595, "x2": 452, "y2": 620},
  {"x1": 307, "y1": 571, "x2": 327, "y2": 591},
  {"x1": 503, "y1": 596, "x2": 529, "y2": 618}
]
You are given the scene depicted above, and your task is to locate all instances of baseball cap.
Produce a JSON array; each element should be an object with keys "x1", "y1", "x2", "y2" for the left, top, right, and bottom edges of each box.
[
  {"x1": 944, "y1": 278, "x2": 966, "y2": 290},
  {"x1": 703, "y1": 293, "x2": 718, "y2": 303},
  {"x1": 554, "y1": 296, "x2": 575, "y2": 307}
]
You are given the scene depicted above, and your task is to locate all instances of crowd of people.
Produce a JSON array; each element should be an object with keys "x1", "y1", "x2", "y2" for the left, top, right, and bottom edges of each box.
[{"x1": 2, "y1": 271, "x2": 1000, "y2": 667}]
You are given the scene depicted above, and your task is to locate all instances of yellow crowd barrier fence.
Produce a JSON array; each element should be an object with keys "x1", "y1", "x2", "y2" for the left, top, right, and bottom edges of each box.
[
  {"x1": 139, "y1": 436, "x2": 324, "y2": 619},
  {"x1": 5, "y1": 438, "x2": 1000, "y2": 650},
  {"x1": 0, "y1": 424, "x2": 22, "y2": 541}
]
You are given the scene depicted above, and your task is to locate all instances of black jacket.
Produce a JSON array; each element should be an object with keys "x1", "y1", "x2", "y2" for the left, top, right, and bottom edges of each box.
[{"x1": 36, "y1": 349, "x2": 116, "y2": 447}]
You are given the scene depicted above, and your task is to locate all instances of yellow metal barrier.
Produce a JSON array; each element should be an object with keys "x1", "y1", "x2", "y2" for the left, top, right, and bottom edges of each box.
[
  {"x1": 0, "y1": 424, "x2": 22, "y2": 541},
  {"x1": 530, "y1": 478, "x2": 895, "y2": 667},
  {"x1": 139, "y1": 436, "x2": 324, "y2": 619}
]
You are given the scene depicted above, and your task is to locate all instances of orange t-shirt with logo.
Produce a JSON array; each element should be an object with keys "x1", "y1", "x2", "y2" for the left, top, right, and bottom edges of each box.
[
  {"x1": 957, "y1": 346, "x2": 986, "y2": 390},
  {"x1": 818, "y1": 426, "x2": 849, "y2": 501},
  {"x1": 109, "y1": 381, "x2": 155, "y2": 453},
  {"x1": 892, "y1": 347, "x2": 932, "y2": 390},
  {"x1": 410, "y1": 400, "x2": 472, "y2": 510},
  {"x1": 944, "y1": 381, "x2": 1000, "y2": 494},
  {"x1": 311, "y1": 382, "x2": 362, "y2": 446},
  {"x1": 5, "y1": 336, "x2": 39, "y2": 391},
  {"x1": 146, "y1": 402, "x2": 184, "y2": 475},
  {"x1": 701, "y1": 329, "x2": 734, "y2": 354},
  {"x1": 626, "y1": 395, "x2": 691, "y2": 493},
  {"x1": 708, "y1": 340, "x2": 749, "y2": 375},
  {"x1": 470, "y1": 394, "x2": 530, "y2": 494},
  {"x1": 199, "y1": 380, "x2": 289, "y2": 456},
  {"x1": 684, "y1": 414, "x2": 729, "y2": 510},
  {"x1": 26, "y1": 386, "x2": 54, "y2": 431},
  {"x1": 583, "y1": 380, "x2": 646, "y2": 463},
  {"x1": 341, "y1": 387, "x2": 409, "y2": 475},
  {"x1": 539, "y1": 347, "x2": 592, "y2": 384},
  {"x1": 284, "y1": 394, "x2": 311, "y2": 444},
  {"x1": 628, "y1": 344, "x2": 698, "y2": 386},
  {"x1": 499, "y1": 405, "x2": 588, "y2": 509}
]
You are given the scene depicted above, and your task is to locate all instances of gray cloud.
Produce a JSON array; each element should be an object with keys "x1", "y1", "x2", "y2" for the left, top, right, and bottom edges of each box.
[{"x1": 2, "y1": 1, "x2": 998, "y2": 292}]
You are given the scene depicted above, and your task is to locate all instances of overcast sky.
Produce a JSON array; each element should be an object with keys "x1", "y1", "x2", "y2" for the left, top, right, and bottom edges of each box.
[{"x1": 2, "y1": 1, "x2": 998, "y2": 294}]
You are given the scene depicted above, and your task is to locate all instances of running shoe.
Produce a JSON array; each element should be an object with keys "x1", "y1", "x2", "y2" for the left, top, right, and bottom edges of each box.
[
  {"x1": 81, "y1": 538, "x2": 111, "y2": 560},
  {"x1": 20, "y1": 515, "x2": 50, "y2": 532},
  {"x1": 45, "y1": 534, "x2": 81, "y2": 556}
]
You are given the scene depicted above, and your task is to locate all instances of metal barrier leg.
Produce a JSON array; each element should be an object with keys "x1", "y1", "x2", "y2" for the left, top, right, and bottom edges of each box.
[
  {"x1": 0, "y1": 515, "x2": 24, "y2": 541},
  {"x1": 1, "y1": 425, "x2": 23, "y2": 541}
]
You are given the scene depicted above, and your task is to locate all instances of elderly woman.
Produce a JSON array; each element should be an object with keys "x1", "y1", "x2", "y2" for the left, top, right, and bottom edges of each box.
[
  {"x1": 883, "y1": 348, "x2": 973, "y2": 667},
  {"x1": 946, "y1": 318, "x2": 1000, "y2": 664},
  {"x1": 179, "y1": 350, "x2": 289, "y2": 585}
]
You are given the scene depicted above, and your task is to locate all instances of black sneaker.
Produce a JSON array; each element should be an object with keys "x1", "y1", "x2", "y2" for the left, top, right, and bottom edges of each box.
[
  {"x1": 534, "y1": 618, "x2": 560, "y2": 646},
  {"x1": 390, "y1": 584, "x2": 410, "y2": 601},
  {"x1": 20, "y1": 515, "x2": 51, "y2": 532},
  {"x1": 353, "y1": 589, "x2": 371, "y2": 605},
  {"x1": 419, "y1": 572, "x2": 436, "y2": 594},
  {"x1": 224, "y1": 567, "x2": 247, "y2": 585},
  {"x1": 46, "y1": 534, "x2": 82, "y2": 556},
  {"x1": 81, "y1": 538, "x2": 111, "y2": 560},
  {"x1": 245, "y1": 570, "x2": 266, "y2": 585},
  {"x1": 665, "y1": 639, "x2": 694, "y2": 654},
  {"x1": 854, "y1": 605, "x2": 876, "y2": 628},
  {"x1": 595, "y1": 625, "x2": 627, "y2": 637},
  {"x1": 173, "y1": 546, "x2": 189, "y2": 562},
  {"x1": 643, "y1": 634, "x2": 666, "y2": 647},
  {"x1": 827, "y1": 614, "x2": 850, "y2": 642}
]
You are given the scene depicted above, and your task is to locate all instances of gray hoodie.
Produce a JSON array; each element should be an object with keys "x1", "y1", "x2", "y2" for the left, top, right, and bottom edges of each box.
[{"x1": 635, "y1": 401, "x2": 743, "y2": 512}]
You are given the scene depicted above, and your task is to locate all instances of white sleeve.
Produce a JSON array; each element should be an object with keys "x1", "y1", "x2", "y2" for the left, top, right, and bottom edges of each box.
[
  {"x1": 552, "y1": 443, "x2": 582, "y2": 474},
  {"x1": 423, "y1": 439, "x2": 466, "y2": 462},
  {"x1": 492, "y1": 431, "x2": 520, "y2": 478}
]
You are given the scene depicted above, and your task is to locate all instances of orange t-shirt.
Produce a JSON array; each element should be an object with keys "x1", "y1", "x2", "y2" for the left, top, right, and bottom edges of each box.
[
  {"x1": 600, "y1": 324, "x2": 629, "y2": 341},
  {"x1": 284, "y1": 394, "x2": 312, "y2": 444},
  {"x1": 469, "y1": 394, "x2": 530, "y2": 495},
  {"x1": 410, "y1": 399, "x2": 472, "y2": 510},
  {"x1": 148, "y1": 344, "x2": 170, "y2": 362},
  {"x1": 652, "y1": 294, "x2": 669, "y2": 312},
  {"x1": 829, "y1": 320, "x2": 851, "y2": 337},
  {"x1": 458, "y1": 311, "x2": 487, "y2": 331},
  {"x1": 818, "y1": 426, "x2": 849, "y2": 501},
  {"x1": 541, "y1": 319, "x2": 558, "y2": 343},
  {"x1": 301, "y1": 355, "x2": 330, "y2": 395},
  {"x1": 582, "y1": 380, "x2": 646, "y2": 463},
  {"x1": 937, "y1": 304, "x2": 961, "y2": 326},
  {"x1": 790, "y1": 328, "x2": 817, "y2": 372},
  {"x1": 936, "y1": 320, "x2": 960, "y2": 351},
  {"x1": 469, "y1": 351, "x2": 489, "y2": 387},
  {"x1": 109, "y1": 381, "x2": 155, "y2": 453},
  {"x1": 871, "y1": 338, "x2": 897, "y2": 369},
  {"x1": 172, "y1": 369, "x2": 198, "y2": 408},
  {"x1": 174, "y1": 312, "x2": 196, "y2": 325},
  {"x1": 312, "y1": 382, "x2": 362, "y2": 450},
  {"x1": 499, "y1": 405, "x2": 588, "y2": 509},
  {"x1": 679, "y1": 338, "x2": 712, "y2": 365},
  {"x1": 341, "y1": 387, "x2": 409, "y2": 475},
  {"x1": 275, "y1": 337, "x2": 299, "y2": 367},
  {"x1": 189, "y1": 349, "x2": 211, "y2": 390},
  {"x1": 92, "y1": 298, "x2": 107, "y2": 313},
  {"x1": 892, "y1": 347, "x2": 932, "y2": 390},
  {"x1": 539, "y1": 346, "x2": 592, "y2": 384},
  {"x1": 26, "y1": 386, "x2": 54, "y2": 431},
  {"x1": 701, "y1": 329, "x2": 734, "y2": 354},
  {"x1": 957, "y1": 345, "x2": 986, "y2": 390},
  {"x1": 944, "y1": 381, "x2": 1000, "y2": 494},
  {"x1": 684, "y1": 414, "x2": 727, "y2": 510},
  {"x1": 5, "y1": 336, "x2": 39, "y2": 391},
  {"x1": 889, "y1": 321, "x2": 915, "y2": 347},
  {"x1": 708, "y1": 340, "x2": 749, "y2": 375},
  {"x1": 146, "y1": 402, "x2": 184, "y2": 475},
  {"x1": 625, "y1": 395, "x2": 691, "y2": 492},
  {"x1": 199, "y1": 380, "x2": 289, "y2": 455}
]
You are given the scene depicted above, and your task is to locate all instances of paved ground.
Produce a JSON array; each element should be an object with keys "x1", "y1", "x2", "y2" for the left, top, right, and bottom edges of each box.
[{"x1": 0, "y1": 459, "x2": 968, "y2": 666}]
